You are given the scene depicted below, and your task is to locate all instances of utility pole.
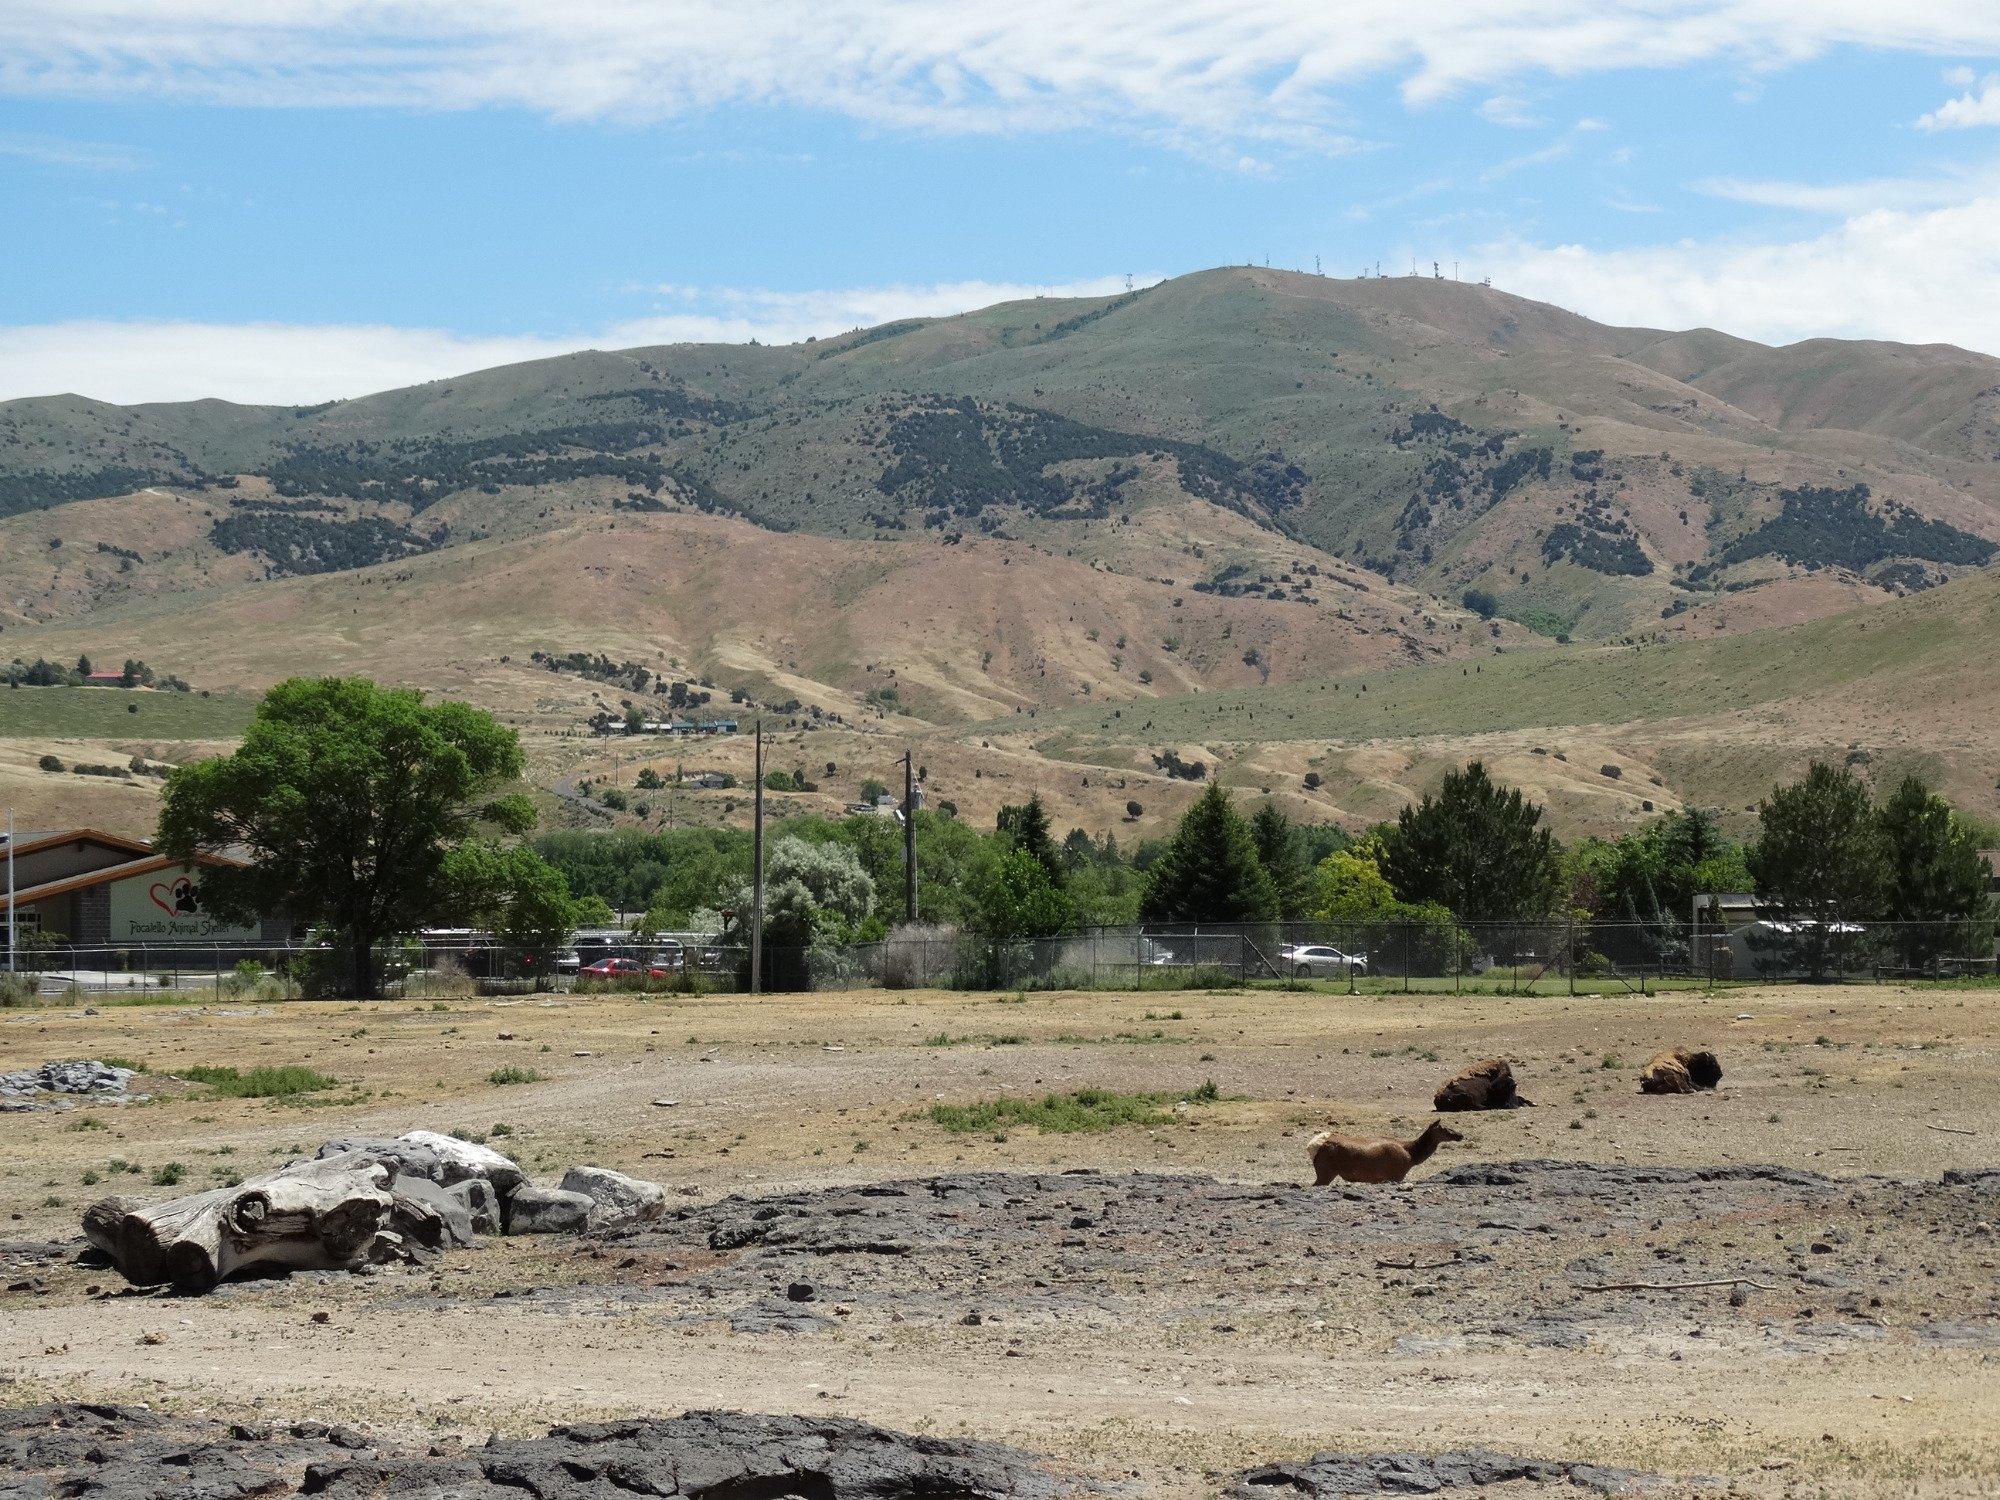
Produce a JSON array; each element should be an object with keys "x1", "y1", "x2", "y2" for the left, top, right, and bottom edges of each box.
[
  {"x1": 750, "y1": 720, "x2": 764, "y2": 994},
  {"x1": 5, "y1": 810, "x2": 14, "y2": 974},
  {"x1": 902, "y1": 749, "x2": 917, "y2": 923}
]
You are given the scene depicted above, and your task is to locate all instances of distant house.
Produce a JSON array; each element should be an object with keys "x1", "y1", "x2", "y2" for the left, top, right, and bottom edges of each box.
[
  {"x1": 1, "y1": 828, "x2": 289, "y2": 949},
  {"x1": 846, "y1": 788, "x2": 923, "y2": 822},
  {"x1": 83, "y1": 671, "x2": 128, "y2": 687}
]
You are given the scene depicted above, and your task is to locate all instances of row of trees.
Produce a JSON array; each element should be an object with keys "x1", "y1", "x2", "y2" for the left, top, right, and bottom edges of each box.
[{"x1": 152, "y1": 676, "x2": 1994, "y2": 997}]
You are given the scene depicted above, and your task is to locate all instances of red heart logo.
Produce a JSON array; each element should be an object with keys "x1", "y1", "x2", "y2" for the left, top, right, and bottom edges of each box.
[{"x1": 149, "y1": 882, "x2": 176, "y2": 915}]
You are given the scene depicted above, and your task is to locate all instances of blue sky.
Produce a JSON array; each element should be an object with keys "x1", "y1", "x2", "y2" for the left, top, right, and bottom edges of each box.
[{"x1": 7, "y1": 3, "x2": 2000, "y2": 401}]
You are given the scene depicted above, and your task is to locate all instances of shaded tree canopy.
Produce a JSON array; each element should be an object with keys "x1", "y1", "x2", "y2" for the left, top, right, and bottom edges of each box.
[
  {"x1": 157, "y1": 677, "x2": 530, "y2": 998},
  {"x1": 1139, "y1": 783, "x2": 1279, "y2": 924},
  {"x1": 1379, "y1": 761, "x2": 1562, "y2": 925}
]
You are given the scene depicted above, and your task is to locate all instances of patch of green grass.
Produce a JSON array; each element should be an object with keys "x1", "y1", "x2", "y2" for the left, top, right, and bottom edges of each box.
[
  {"x1": 0, "y1": 684, "x2": 256, "y2": 739},
  {"x1": 150, "y1": 1162, "x2": 185, "y2": 1186},
  {"x1": 97, "y1": 1055, "x2": 145, "y2": 1073},
  {"x1": 487, "y1": 1065, "x2": 543, "y2": 1086},
  {"x1": 919, "y1": 1084, "x2": 1221, "y2": 1135},
  {"x1": 65, "y1": 1115, "x2": 108, "y2": 1132},
  {"x1": 178, "y1": 1064, "x2": 337, "y2": 1099}
]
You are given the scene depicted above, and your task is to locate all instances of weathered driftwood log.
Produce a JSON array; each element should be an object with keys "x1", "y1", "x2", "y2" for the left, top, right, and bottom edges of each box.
[
  {"x1": 82, "y1": 1154, "x2": 395, "y2": 1292},
  {"x1": 1433, "y1": 1058, "x2": 1526, "y2": 1112},
  {"x1": 1639, "y1": 1047, "x2": 1723, "y2": 1094}
]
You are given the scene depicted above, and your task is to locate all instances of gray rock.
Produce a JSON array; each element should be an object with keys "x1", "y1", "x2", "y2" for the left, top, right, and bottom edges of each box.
[
  {"x1": 0, "y1": 1401, "x2": 1085, "y2": 1498},
  {"x1": 505, "y1": 1185, "x2": 594, "y2": 1235},
  {"x1": 1230, "y1": 1446, "x2": 1659, "y2": 1496},
  {"x1": 443, "y1": 1177, "x2": 501, "y2": 1235},
  {"x1": 316, "y1": 1130, "x2": 526, "y2": 1197},
  {"x1": 389, "y1": 1176, "x2": 478, "y2": 1248},
  {"x1": 0, "y1": 1059, "x2": 135, "y2": 1098},
  {"x1": 559, "y1": 1165, "x2": 667, "y2": 1227}
]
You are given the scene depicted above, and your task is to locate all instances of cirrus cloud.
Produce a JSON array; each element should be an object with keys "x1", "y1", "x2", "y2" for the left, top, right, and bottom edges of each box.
[{"x1": 7, "y1": 2, "x2": 2000, "y2": 147}]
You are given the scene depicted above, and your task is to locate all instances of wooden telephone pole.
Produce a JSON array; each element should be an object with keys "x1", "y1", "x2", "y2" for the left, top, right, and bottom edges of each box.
[
  {"x1": 750, "y1": 719, "x2": 764, "y2": 994},
  {"x1": 902, "y1": 749, "x2": 917, "y2": 923}
]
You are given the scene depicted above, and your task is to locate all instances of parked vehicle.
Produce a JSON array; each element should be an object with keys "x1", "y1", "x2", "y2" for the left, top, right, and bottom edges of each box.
[
  {"x1": 578, "y1": 956, "x2": 676, "y2": 981},
  {"x1": 1280, "y1": 943, "x2": 1368, "y2": 976}
]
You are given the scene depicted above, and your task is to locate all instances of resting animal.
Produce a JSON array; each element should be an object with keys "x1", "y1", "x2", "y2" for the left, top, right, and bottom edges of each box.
[{"x1": 1307, "y1": 1120, "x2": 1464, "y2": 1186}]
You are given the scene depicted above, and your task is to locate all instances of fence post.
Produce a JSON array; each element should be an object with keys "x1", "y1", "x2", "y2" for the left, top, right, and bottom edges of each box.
[
  {"x1": 1402, "y1": 923, "x2": 1411, "y2": 995},
  {"x1": 1566, "y1": 915, "x2": 1575, "y2": 998}
]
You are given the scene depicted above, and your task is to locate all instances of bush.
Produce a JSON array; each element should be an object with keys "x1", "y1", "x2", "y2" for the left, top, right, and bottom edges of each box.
[
  {"x1": 37, "y1": 754, "x2": 64, "y2": 772},
  {"x1": 920, "y1": 1085, "x2": 1223, "y2": 1135},
  {"x1": 487, "y1": 1065, "x2": 543, "y2": 1085},
  {"x1": 0, "y1": 973, "x2": 40, "y2": 1007},
  {"x1": 178, "y1": 1064, "x2": 337, "y2": 1098},
  {"x1": 873, "y1": 923, "x2": 960, "y2": 989}
]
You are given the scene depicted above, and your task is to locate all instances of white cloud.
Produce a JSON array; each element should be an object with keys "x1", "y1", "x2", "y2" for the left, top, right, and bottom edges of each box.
[
  {"x1": 0, "y1": 130, "x2": 143, "y2": 170},
  {"x1": 1697, "y1": 168, "x2": 1997, "y2": 212},
  {"x1": 1918, "y1": 76, "x2": 2000, "y2": 130},
  {"x1": 1477, "y1": 93, "x2": 1543, "y2": 128},
  {"x1": 0, "y1": 275, "x2": 1152, "y2": 404},
  {"x1": 1481, "y1": 196, "x2": 2000, "y2": 353},
  {"x1": 9, "y1": 3, "x2": 2000, "y2": 145}
]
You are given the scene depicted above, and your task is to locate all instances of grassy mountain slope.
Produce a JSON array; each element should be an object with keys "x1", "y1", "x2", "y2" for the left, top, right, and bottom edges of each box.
[{"x1": 3, "y1": 266, "x2": 1999, "y2": 839}]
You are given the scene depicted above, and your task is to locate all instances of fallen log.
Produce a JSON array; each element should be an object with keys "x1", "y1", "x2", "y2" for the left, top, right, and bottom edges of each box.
[
  {"x1": 1577, "y1": 1276, "x2": 1775, "y2": 1293},
  {"x1": 81, "y1": 1154, "x2": 398, "y2": 1292}
]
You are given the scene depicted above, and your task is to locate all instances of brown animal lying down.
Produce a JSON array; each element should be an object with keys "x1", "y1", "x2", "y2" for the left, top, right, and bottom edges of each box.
[
  {"x1": 1639, "y1": 1047, "x2": 1723, "y2": 1094},
  {"x1": 1433, "y1": 1057, "x2": 1530, "y2": 1111},
  {"x1": 1307, "y1": 1120, "x2": 1463, "y2": 1185}
]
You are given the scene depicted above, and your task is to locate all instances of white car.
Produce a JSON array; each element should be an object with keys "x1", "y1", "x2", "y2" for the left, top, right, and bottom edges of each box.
[{"x1": 1281, "y1": 944, "x2": 1367, "y2": 976}]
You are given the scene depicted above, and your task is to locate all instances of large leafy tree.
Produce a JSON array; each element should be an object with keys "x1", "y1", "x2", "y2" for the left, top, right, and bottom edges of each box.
[
  {"x1": 1876, "y1": 775, "x2": 1993, "y2": 966},
  {"x1": 438, "y1": 841, "x2": 593, "y2": 983},
  {"x1": 1310, "y1": 837, "x2": 1399, "y2": 922},
  {"x1": 1380, "y1": 761, "x2": 1562, "y2": 925},
  {"x1": 1747, "y1": 761, "x2": 1888, "y2": 979},
  {"x1": 973, "y1": 846, "x2": 1075, "y2": 943},
  {"x1": 157, "y1": 677, "x2": 530, "y2": 998},
  {"x1": 1139, "y1": 784, "x2": 1279, "y2": 924}
]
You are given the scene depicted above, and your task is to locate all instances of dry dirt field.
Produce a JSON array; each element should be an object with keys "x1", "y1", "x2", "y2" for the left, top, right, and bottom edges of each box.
[{"x1": 2, "y1": 981, "x2": 1997, "y2": 1496}]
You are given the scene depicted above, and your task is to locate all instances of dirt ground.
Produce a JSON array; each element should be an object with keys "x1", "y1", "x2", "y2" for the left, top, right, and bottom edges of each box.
[{"x1": 2, "y1": 981, "x2": 1996, "y2": 1496}]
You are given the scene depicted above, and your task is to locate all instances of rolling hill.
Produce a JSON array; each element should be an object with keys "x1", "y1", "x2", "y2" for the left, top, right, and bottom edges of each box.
[{"x1": 2, "y1": 266, "x2": 1997, "y2": 840}]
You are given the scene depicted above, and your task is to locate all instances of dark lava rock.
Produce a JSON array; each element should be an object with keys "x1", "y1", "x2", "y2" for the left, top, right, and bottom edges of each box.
[
  {"x1": 0, "y1": 1402, "x2": 1088, "y2": 1498},
  {"x1": 1230, "y1": 1446, "x2": 1657, "y2": 1496}
]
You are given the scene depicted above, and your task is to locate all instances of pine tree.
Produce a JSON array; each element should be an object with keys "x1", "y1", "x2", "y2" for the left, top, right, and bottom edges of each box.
[
  {"x1": 1249, "y1": 801, "x2": 1309, "y2": 919},
  {"x1": 1139, "y1": 784, "x2": 1280, "y2": 924},
  {"x1": 996, "y1": 793, "x2": 1064, "y2": 888},
  {"x1": 1380, "y1": 761, "x2": 1562, "y2": 924}
]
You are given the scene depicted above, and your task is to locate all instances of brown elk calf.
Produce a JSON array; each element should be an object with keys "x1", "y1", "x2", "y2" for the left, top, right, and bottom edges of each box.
[{"x1": 1306, "y1": 1120, "x2": 1464, "y2": 1186}]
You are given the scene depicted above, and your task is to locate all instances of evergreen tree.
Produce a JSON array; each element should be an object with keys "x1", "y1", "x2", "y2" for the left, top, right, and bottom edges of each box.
[
  {"x1": 1249, "y1": 801, "x2": 1310, "y2": 919},
  {"x1": 996, "y1": 792, "x2": 1064, "y2": 887},
  {"x1": 1379, "y1": 761, "x2": 1562, "y2": 924},
  {"x1": 1876, "y1": 776, "x2": 1993, "y2": 967},
  {"x1": 1139, "y1": 784, "x2": 1279, "y2": 924},
  {"x1": 1747, "y1": 762, "x2": 1888, "y2": 980}
]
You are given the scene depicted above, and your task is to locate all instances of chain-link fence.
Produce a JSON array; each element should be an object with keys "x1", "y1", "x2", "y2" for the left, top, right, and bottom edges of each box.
[
  {"x1": 4, "y1": 916, "x2": 1993, "y2": 1002},
  {"x1": 833, "y1": 916, "x2": 2000, "y2": 995},
  {"x1": 0, "y1": 936, "x2": 766, "y2": 1002}
]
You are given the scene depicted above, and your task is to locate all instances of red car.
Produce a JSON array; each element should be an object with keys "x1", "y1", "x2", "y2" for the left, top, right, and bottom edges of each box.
[{"x1": 578, "y1": 957, "x2": 675, "y2": 981}]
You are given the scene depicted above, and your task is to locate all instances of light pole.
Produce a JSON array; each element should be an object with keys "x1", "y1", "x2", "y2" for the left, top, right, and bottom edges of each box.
[{"x1": 4, "y1": 810, "x2": 14, "y2": 974}]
